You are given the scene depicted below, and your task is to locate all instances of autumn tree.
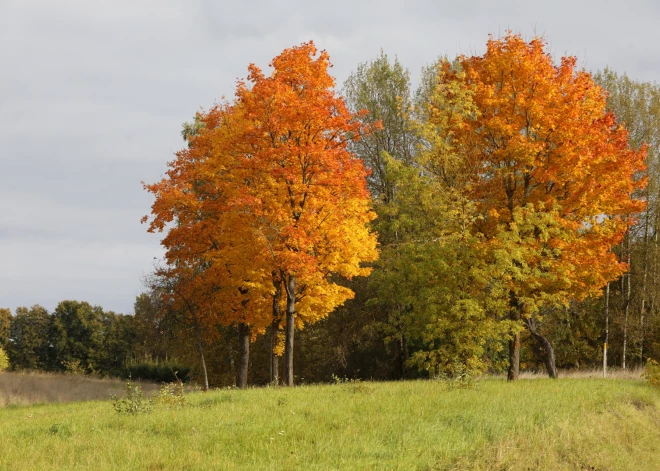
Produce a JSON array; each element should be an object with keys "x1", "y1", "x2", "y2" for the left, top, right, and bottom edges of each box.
[
  {"x1": 228, "y1": 42, "x2": 379, "y2": 386},
  {"x1": 593, "y1": 68, "x2": 660, "y2": 370},
  {"x1": 144, "y1": 43, "x2": 378, "y2": 387},
  {"x1": 144, "y1": 102, "x2": 273, "y2": 388},
  {"x1": 341, "y1": 52, "x2": 518, "y2": 379},
  {"x1": 426, "y1": 34, "x2": 646, "y2": 380}
]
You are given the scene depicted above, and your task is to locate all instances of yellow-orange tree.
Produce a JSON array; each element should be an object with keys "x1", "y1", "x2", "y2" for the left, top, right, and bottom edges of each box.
[
  {"x1": 232, "y1": 42, "x2": 379, "y2": 385},
  {"x1": 144, "y1": 102, "x2": 273, "y2": 388},
  {"x1": 427, "y1": 34, "x2": 646, "y2": 379},
  {"x1": 144, "y1": 42, "x2": 378, "y2": 387}
]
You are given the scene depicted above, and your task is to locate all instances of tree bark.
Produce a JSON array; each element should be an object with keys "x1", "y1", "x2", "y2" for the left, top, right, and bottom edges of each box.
[
  {"x1": 237, "y1": 322, "x2": 250, "y2": 389},
  {"x1": 270, "y1": 274, "x2": 282, "y2": 385},
  {"x1": 507, "y1": 292, "x2": 521, "y2": 381},
  {"x1": 623, "y1": 242, "x2": 631, "y2": 370},
  {"x1": 193, "y1": 319, "x2": 209, "y2": 391},
  {"x1": 525, "y1": 317, "x2": 558, "y2": 378},
  {"x1": 284, "y1": 275, "x2": 296, "y2": 386},
  {"x1": 270, "y1": 320, "x2": 280, "y2": 385},
  {"x1": 507, "y1": 332, "x2": 520, "y2": 381},
  {"x1": 639, "y1": 217, "x2": 649, "y2": 367},
  {"x1": 400, "y1": 334, "x2": 409, "y2": 379},
  {"x1": 603, "y1": 282, "x2": 610, "y2": 378}
]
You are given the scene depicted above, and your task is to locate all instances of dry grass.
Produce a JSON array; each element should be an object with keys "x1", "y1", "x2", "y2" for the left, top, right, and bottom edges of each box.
[
  {"x1": 520, "y1": 367, "x2": 644, "y2": 380},
  {"x1": 0, "y1": 371, "x2": 158, "y2": 407},
  {"x1": 485, "y1": 367, "x2": 644, "y2": 380}
]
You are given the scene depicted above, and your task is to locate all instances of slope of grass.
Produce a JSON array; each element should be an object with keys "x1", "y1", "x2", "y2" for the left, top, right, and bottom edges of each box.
[{"x1": 0, "y1": 378, "x2": 658, "y2": 470}]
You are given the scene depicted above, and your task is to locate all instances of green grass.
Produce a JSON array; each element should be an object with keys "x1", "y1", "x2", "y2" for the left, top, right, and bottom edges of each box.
[{"x1": 1, "y1": 379, "x2": 659, "y2": 470}]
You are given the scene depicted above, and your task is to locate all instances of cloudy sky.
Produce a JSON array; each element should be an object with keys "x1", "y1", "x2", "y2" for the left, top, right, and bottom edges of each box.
[{"x1": 2, "y1": 0, "x2": 659, "y2": 315}]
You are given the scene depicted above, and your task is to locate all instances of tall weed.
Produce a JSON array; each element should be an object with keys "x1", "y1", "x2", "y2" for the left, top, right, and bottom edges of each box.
[{"x1": 643, "y1": 359, "x2": 660, "y2": 388}]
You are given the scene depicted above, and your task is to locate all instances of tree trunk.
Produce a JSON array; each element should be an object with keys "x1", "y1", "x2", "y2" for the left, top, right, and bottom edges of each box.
[
  {"x1": 270, "y1": 273, "x2": 282, "y2": 385},
  {"x1": 237, "y1": 322, "x2": 250, "y2": 389},
  {"x1": 270, "y1": 320, "x2": 280, "y2": 385},
  {"x1": 193, "y1": 320, "x2": 209, "y2": 391},
  {"x1": 400, "y1": 334, "x2": 409, "y2": 379},
  {"x1": 639, "y1": 227, "x2": 649, "y2": 368},
  {"x1": 284, "y1": 275, "x2": 296, "y2": 386},
  {"x1": 623, "y1": 245, "x2": 631, "y2": 370},
  {"x1": 640, "y1": 313, "x2": 645, "y2": 366},
  {"x1": 525, "y1": 317, "x2": 558, "y2": 379},
  {"x1": 603, "y1": 282, "x2": 610, "y2": 378},
  {"x1": 508, "y1": 331, "x2": 520, "y2": 381},
  {"x1": 507, "y1": 292, "x2": 521, "y2": 381}
]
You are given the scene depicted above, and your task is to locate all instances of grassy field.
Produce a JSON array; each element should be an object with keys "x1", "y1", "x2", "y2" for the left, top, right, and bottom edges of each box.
[{"x1": 0, "y1": 378, "x2": 658, "y2": 470}]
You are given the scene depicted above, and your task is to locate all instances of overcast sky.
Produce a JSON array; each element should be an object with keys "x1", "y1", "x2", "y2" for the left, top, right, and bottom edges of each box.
[{"x1": 1, "y1": 0, "x2": 659, "y2": 315}]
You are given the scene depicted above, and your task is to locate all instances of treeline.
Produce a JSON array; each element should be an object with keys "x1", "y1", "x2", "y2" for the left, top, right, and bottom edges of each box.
[
  {"x1": 136, "y1": 34, "x2": 660, "y2": 389},
  {"x1": 0, "y1": 302, "x2": 188, "y2": 382},
  {"x1": 0, "y1": 302, "x2": 135, "y2": 375},
  {"x1": 5, "y1": 34, "x2": 660, "y2": 389}
]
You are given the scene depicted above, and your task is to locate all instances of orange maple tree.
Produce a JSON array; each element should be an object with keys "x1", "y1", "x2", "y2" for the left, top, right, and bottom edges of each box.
[
  {"x1": 426, "y1": 33, "x2": 646, "y2": 379},
  {"x1": 144, "y1": 42, "x2": 379, "y2": 386},
  {"x1": 144, "y1": 102, "x2": 274, "y2": 388}
]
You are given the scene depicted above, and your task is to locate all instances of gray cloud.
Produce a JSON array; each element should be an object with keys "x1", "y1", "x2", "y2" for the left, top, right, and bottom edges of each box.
[{"x1": 1, "y1": 0, "x2": 658, "y2": 314}]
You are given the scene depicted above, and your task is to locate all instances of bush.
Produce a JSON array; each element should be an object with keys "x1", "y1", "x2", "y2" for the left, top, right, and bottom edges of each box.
[
  {"x1": 0, "y1": 347, "x2": 9, "y2": 371},
  {"x1": 124, "y1": 360, "x2": 190, "y2": 383},
  {"x1": 643, "y1": 359, "x2": 660, "y2": 388},
  {"x1": 111, "y1": 378, "x2": 152, "y2": 414},
  {"x1": 152, "y1": 381, "x2": 186, "y2": 408},
  {"x1": 62, "y1": 359, "x2": 87, "y2": 375}
]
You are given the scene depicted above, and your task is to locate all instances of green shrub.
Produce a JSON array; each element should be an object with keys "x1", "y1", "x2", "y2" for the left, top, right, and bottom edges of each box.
[
  {"x1": 62, "y1": 359, "x2": 86, "y2": 375},
  {"x1": 0, "y1": 347, "x2": 9, "y2": 371},
  {"x1": 111, "y1": 378, "x2": 152, "y2": 414},
  {"x1": 125, "y1": 360, "x2": 190, "y2": 383},
  {"x1": 643, "y1": 359, "x2": 660, "y2": 388}
]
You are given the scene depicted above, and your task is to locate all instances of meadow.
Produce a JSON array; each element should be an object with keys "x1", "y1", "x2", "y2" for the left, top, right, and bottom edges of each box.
[{"x1": 0, "y1": 375, "x2": 659, "y2": 470}]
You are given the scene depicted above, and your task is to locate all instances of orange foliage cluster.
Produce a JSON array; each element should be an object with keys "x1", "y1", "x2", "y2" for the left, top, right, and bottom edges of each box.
[
  {"x1": 432, "y1": 33, "x2": 646, "y2": 306},
  {"x1": 143, "y1": 42, "x2": 378, "y2": 348}
]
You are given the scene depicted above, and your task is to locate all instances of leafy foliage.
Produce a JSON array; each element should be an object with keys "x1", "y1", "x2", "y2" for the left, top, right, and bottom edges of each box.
[
  {"x1": 111, "y1": 378, "x2": 152, "y2": 415},
  {"x1": 418, "y1": 33, "x2": 646, "y2": 378},
  {"x1": 643, "y1": 359, "x2": 660, "y2": 388},
  {"x1": 0, "y1": 308, "x2": 10, "y2": 350},
  {"x1": 7, "y1": 305, "x2": 51, "y2": 371},
  {"x1": 151, "y1": 381, "x2": 186, "y2": 408},
  {"x1": 435, "y1": 33, "x2": 645, "y2": 308},
  {"x1": 143, "y1": 42, "x2": 379, "y2": 385},
  {"x1": 0, "y1": 347, "x2": 9, "y2": 371},
  {"x1": 5, "y1": 303, "x2": 139, "y2": 377},
  {"x1": 61, "y1": 359, "x2": 86, "y2": 375}
]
